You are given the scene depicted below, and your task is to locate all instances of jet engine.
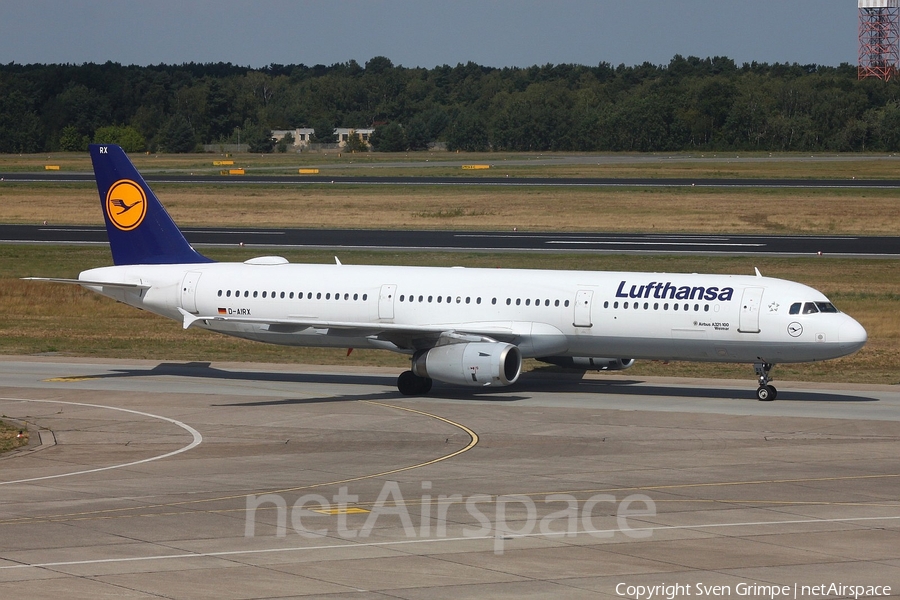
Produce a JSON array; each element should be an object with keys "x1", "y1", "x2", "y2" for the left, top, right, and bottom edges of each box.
[
  {"x1": 413, "y1": 342, "x2": 522, "y2": 387},
  {"x1": 539, "y1": 357, "x2": 635, "y2": 371}
]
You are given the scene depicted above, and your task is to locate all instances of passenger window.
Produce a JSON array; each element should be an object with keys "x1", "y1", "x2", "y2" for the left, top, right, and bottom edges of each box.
[
  {"x1": 564, "y1": 300, "x2": 570, "y2": 307},
  {"x1": 624, "y1": 302, "x2": 629, "y2": 309},
  {"x1": 604, "y1": 301, "x2": 609, "y2": 308},
  {"x1": 362, "y1": 294, "x2": 367, "y2": 300},
  {"x1": 262, "y1": 292, "x2": 267, "y2": 298},
  {"x1": 802, "y1": 302, "x2": 819, "y2": 314},
  {"x1": 244, "y1": 291, "x2": 249, "y2": 298},
  {"x1": 226, "y1": 290, "x2": 231, "y2": 298},
  {"x1": 525, "y1": 299, "x2": 531, "y2": 306},
  {"x1": 554, "y1": 300, "x2": 559, "y2": 307},
  {"x1": 614, "y1": 301, "x2": 619, "y2": 309},
  {"x1": 400, "y1": 295, "x2": 405, "y2": 302},
  {"x1": 253, "y1": 291, "x2": 258, "y2": 298},
  {"x1": 516, "y1": 299, "x2": 521, "y2": 306},
  {"x1": 437, "y1": 296, "x2": 442, "y2": 303}
]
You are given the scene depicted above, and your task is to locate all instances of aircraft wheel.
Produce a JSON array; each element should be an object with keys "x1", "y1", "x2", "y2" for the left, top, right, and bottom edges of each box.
[
  {"x1": 398, "y1": 370, "x2": 432, "y2": 396},
  {"x1": 756, "y1": 385, "x2": 777, "y2": 401}
]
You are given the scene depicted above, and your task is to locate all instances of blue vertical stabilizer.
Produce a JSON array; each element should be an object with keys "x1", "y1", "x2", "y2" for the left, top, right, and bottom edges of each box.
[{"x1": 89, "y1": 144, "x2": 212, "y2": 265}]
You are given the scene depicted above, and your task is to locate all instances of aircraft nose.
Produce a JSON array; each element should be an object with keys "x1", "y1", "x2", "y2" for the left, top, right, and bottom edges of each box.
[{"x1": 839, "y1": 317, "x2": 868, "y2": 353}]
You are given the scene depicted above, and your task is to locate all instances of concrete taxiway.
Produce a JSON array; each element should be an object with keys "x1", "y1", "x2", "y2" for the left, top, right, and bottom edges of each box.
[{"x1": 1, "y1": 356, "x2": 898, "y2": 599}]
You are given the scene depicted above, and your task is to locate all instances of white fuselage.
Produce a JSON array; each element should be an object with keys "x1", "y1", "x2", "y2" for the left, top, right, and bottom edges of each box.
[{"x1": 79, "y1": 260, "x2": 868, "y2": 365}]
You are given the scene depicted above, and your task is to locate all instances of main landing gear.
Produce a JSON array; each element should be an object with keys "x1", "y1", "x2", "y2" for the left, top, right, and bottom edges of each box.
[
  {"x1": 754, "y1": 362, "x2": 777, "y2": 401},
  {"x1": 397, "y1": 370, "x2": 433, "y2": 396}
]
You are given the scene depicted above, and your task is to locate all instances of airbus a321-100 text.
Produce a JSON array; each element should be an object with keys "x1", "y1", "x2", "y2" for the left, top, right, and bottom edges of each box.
[{"x1": 28, "y1": 145, "x2": 868, "y2": 401}]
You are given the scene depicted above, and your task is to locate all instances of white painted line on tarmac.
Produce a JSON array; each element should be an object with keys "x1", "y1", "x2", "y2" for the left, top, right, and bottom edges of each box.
[
  {"x1": 1, "y1": 513, "x2": 897, "y2": 570},
  {"x1": 0, "y1": 397, "x2": 203, "y2": 486}
]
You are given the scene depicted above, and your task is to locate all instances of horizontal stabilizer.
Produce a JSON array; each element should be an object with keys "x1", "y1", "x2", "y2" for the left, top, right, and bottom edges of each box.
[{"x1": 22, "y1": 277, "x2": 150, "y2": 290}]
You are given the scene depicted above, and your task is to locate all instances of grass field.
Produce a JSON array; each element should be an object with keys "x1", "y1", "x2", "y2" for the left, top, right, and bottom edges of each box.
[
  {"x1": 2, "y1": 181, "x2": 900, "y2": 234},
  {"x1": 0, "y1": 420, "x2": 28, "y2": 454}
]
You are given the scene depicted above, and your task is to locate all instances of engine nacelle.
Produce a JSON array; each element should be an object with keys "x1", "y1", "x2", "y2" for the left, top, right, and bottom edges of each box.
[
  {"x1": 413, "y1": 342, "x2": 522, "y2": 387},
  {"x1": 539, "y1": 357, "x2": 635, "y2": 371}
]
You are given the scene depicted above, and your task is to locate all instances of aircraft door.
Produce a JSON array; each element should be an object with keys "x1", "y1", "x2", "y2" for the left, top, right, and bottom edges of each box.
[
  {"x1": 573, "y1": 290, "x2": 594, "y2": 328},
  {"x1": 738, "y1": 286, "x2": 764, "y2": 333},
  {"x1": 181, "y1": 271, "x2": 202, "y2": 314},
  {"x1": 379, "y1": 284, "x2": 397, "y2": 320}
]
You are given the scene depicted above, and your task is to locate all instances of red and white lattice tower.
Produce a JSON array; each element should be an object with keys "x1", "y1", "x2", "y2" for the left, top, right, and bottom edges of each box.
[{"x1": 859, "y1": 0, "x2": 900, "y2": 80}]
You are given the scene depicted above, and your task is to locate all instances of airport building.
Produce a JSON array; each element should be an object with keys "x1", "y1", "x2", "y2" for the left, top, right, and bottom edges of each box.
[{"x1": 272, "y1": 127, "x2": 374, "y2": 149}]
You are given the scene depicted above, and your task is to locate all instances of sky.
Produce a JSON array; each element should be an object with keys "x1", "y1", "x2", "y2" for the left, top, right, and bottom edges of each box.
[{"x1": 1, "y1": 0, "x2": 861, "y2": 69}]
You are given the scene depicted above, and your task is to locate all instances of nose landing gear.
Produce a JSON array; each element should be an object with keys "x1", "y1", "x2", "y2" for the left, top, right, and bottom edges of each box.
[{"x1": 754, "y1": 362, "x2": 777, "y2": 401}]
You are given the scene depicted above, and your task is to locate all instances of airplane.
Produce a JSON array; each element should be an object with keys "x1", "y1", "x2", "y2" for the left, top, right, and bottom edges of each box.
[{"x1": 27, "y1": 144, "x2": 868, "y2": 401}]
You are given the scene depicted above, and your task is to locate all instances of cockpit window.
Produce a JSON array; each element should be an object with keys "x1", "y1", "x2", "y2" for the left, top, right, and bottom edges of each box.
[
  {"x1": 815, "y1": 302, "x2": 839, "y2": 313},
  {"x1": 792, "y1": 301, "x2": 839, "y2": 315}
]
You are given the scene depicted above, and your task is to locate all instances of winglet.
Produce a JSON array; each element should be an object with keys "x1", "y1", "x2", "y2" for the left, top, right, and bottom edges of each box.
[
  {"x1": 89, "y1": 144, "x2": 212, "y2": 266},
  {"x1": 754, "y1": 267, "x2": 762, "y2": 277}
]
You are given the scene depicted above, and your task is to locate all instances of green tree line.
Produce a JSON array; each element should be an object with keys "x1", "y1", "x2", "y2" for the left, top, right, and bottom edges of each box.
[{"x1": 1, "y1": 55, "x2": 899, "y2": 153}]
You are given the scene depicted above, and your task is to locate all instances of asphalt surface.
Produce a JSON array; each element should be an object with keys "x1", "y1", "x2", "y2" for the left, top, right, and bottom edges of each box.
[
  {"x1": 1, "y1": 357, "x2": 898, "y2": 598},
  {"x1": 2, "y1": 224, "x2": 898, "y2": 257},
  {"x1": 5, "y1": 172, "x2": 900, "y2": 188}
]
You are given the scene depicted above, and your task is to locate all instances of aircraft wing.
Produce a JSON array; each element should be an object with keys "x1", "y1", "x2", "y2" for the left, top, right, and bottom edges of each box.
[{"x1": 178, "y1": 308, "x2": 524, "y2": 350}]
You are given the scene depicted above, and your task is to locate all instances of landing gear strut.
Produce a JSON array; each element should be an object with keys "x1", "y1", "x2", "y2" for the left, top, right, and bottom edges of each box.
[
  {"x1": 754, "y1": 362, "x2": 777, "y2": 401},
  {"x1": 397, "y1": 370, "x2": 433, "y2": 396}
]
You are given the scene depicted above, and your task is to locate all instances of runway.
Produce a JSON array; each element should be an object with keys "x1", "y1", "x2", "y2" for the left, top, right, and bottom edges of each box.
[
  {"x1": 2, "y1": 224, "x2": 898, "y2": 257},
  {"x1": 6, "y1": 171, "x2": 900, "y2": 190},
  {"x1": 1, "y1": 357, "x2": 898, "y2": 598}
]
